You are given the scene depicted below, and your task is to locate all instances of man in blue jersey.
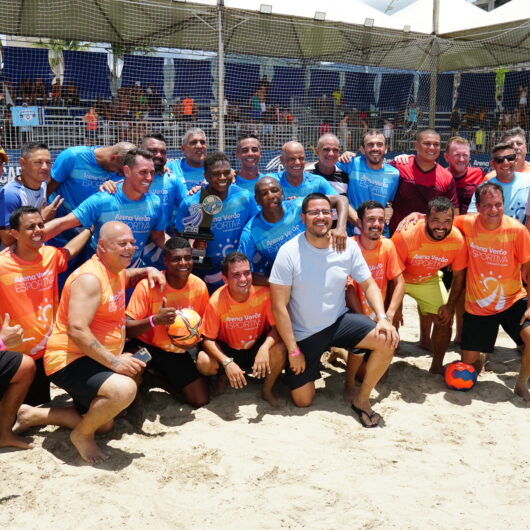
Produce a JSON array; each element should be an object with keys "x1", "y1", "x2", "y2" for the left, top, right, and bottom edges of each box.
[
  {"x1": 0, "y1": 142, "x2": 62, "y2": 246},
  {"x1": 276, "y1": 141, "x2": 338, "y2": 199},
  {"x1": 175, "y1": 151, "x2": 258, "y2": 293},
  {"x1": 468, "y1": 143, "x2": 530, "y2": 224},
  {"x1": 46, "y1": 141, "x2": 135, "y2": 246},
  {"x1": 234, "y1": 135, "x2": 276, "y2": 193},
  {"x1": 339, "y1": 130, "x2": 400, "y2": 236},
  {"x1": 44, "y1": 149, "x2": 167, "y2": 268},
  {"x1": 166, "y1": 128, "x2": 208, "y2": 191},
  {"x1": 238, "y1": 176, "x2": 349, "y2": 283}
]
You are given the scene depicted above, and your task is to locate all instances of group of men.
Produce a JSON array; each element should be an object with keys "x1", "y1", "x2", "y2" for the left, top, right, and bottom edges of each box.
[{"x1": 2, "y1": 124, "x2": 530, "y2": 464}]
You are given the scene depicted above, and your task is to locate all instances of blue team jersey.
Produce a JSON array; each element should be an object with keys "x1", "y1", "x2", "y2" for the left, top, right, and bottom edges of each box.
[
  {"x1": 467, "y1": 172, "x2": 530, "y2": 223},
  {"x1": 238, "y1": 198, "x2": 305, "y2": 275},
  {"x1": 0, "y1": 179, "x2": 47, "y2": 228},
  {"x1": 275, "y1": 171, "x2": 338, "y2": 198},
  {"x1": 141, "y1": 172, "x2": 188, "y2": 269},
  {"x1": 51, "y1": 146, "x2": 122, "y2": 217},
  {"x1": 166, "y1": 158, "x2": 205, "y2": 191},
  {"x1": 234, "y1": 172, "x2": 279, "y2": 195},
  {"x1": 338, "y1": 156, "x2": 400, "y2": 209},
  {"x1": 73, "y1": 183, "x2": 165, "y2": 267},
  {"x1": 175, "y1": 184, "x2": 258, "y2": 289}
]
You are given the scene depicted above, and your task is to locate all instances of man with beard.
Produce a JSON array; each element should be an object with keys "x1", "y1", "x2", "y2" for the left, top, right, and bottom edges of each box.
[
  {"x1": 391, "y1": 197, "x2": 467, "y2": 374},
  {"x1": 339, "y1": 130, "x2": 399, "y2": 236},
  {"x1": 270, "y1": 193, "x2": 398, "y2": 427},
  {"x1": 237, "y1": 176, "x2": 349, "y2": 283}
]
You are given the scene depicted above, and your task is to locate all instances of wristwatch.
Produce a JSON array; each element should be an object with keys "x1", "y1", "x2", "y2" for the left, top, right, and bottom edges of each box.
[
  {"x1": 377, "y1": 314, "x2": 390, "y2": 321},
  {"x1": 222, "y1": 357, "x2": 234, "y2": 368}
]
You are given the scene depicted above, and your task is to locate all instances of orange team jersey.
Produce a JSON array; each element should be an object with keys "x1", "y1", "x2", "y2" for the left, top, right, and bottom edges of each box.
[
  {"x1": 351, "y1": 236, "x2": 404, "y2": 319},
  {"x1": 203, "y1": 284, "x2": 274, "y2": 350},
  {"x1": 0, "y1": 246, "x2": 67, "y2": 359},
  {"x1": 454, "y1": 214, "x2": 530, "y2": 316},
  {"x1": 391, "y1": 218, "x2": 467, "y2": 284},
  {"x1": 44, "y1": 255, "x2": 126, "y2": 376},
  {"x1": 486, "y1": 161, "x2": 530, "y2": 180},
  {"x1": 126, "y1": 272, "x2": 209, "y2": 353}
]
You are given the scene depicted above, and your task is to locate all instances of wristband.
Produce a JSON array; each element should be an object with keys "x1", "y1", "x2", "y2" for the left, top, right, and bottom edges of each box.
[
  {"x1": 377, "y1": 314, "x2": 390, "y2": 322},
  {"x1": 0, "y1": 338, "x2": 6, "y2": 351},
  {"x1": 289, "y1": 348, "x2": 301, "y2": 357},
  {"x1": 148, "y1": 315, "x2": 156, "y2": 328},
  {"x1": 222, "y1": 357, "x2": 234, "y2": 368}
]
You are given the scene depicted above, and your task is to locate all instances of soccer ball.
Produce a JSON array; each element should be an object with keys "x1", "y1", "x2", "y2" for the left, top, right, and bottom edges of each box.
[
  {"x1": 166, "y1": 309, "x2": 203, "y2": 349},
  {"x1": 444, "y1": 361, "x2": 477, "y2": 391}
]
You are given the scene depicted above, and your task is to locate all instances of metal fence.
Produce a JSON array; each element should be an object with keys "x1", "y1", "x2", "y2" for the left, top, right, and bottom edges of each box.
[{"x1": 0, "y1": 117, "x2": 502, "y2": 154}]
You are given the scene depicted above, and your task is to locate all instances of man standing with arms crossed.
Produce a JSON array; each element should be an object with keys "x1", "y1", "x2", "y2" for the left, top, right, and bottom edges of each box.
[{"x1": 270, "y1": 193, "x2": 398, "y2": 427}]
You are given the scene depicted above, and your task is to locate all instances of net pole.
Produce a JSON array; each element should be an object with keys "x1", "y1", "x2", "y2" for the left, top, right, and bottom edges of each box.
[
  {"x1": 217, "y1": 0, "x2": 226, "y2": 151},
  {"x1": 429, "y1": 0, "x2": 440, "y2": 128}
]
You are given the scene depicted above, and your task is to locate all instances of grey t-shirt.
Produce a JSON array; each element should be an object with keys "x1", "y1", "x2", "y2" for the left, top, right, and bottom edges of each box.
[{"x1": 269, "y1": 233, "x2": 371, "y2": 341}]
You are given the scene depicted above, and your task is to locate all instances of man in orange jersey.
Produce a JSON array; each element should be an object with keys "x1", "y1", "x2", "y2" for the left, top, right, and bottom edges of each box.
[
  {"x1": 454, "y1": 182, "x2": 530, "y2": 400},
  {"x1": 200, "y1": 251, "x2": 286, "y2": 407},
  {"x1": 16, "y1": 221, "x2": 165, "y2": 464},
  {"x1": 392, "y1": 197, "x2": 467, "y2": 374},
  {"x1": 126, "y1": 237, "x2": 210, "y2": 407},
  {"x1": 0, "y1": 206, "x2": 91, "y2": 406},
  {"x1": 0, "y1": 317, "x2": 36, "y2": 450},
  {"x1": 347, "y1": 200, "x2": 405, "y2": 325}
]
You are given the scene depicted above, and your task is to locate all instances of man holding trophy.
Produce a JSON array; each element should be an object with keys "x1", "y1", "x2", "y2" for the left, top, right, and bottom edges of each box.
[{"x1": 174, "y1": 152, "x2": 258, "y2": 293}]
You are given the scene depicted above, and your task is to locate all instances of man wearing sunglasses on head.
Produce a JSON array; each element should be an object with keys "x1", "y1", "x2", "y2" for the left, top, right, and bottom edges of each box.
[{"x1": 467, "y1": 143, "x2": 530, "y2": 224}]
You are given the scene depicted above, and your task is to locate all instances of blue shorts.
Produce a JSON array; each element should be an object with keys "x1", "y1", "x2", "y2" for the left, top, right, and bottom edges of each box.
[{"x1": 285, "y1": 312, "x2": 376, "y2": 390}]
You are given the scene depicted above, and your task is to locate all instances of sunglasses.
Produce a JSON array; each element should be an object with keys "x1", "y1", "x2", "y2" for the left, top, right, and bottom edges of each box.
[{"x1": 492, "y1": 154, "x2": 516, "y2": 164}]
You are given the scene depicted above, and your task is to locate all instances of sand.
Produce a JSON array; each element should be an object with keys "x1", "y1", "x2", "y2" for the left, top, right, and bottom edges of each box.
[{"x1": 1, "y1": 296, "x2": 529, "y2": 530}]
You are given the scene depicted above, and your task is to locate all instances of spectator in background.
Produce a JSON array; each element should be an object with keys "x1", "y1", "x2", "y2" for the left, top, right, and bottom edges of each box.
[
  {"x1": 83, "y1": 107, "x2": 99, "y2": 146},
  {"x1": 31, "y1": 78, "x2": 47, "y2": 106},
  {"x1": 450, "y1": 107, "x2": 461, "y2": 135},
  {"x1": 50, "y1": 80, "x2": 62, "y2": 105},
  {"x1": 182, "y1": 95, "x2": 197, "y2": 122},
  {"x1": 19, "y1": 78, "x2": 32, "y2": 104}
]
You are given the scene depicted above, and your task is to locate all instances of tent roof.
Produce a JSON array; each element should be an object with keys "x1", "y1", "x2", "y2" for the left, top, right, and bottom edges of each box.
[
  {"x1": 488, "y1": 0, "x2": 530, "y2": 25},
  {"x1": 0, "y1": 0, "x2": 528, "y2": 73}
]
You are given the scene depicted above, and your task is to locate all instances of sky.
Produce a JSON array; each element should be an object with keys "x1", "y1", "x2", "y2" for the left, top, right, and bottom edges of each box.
[{"x1": 360, "y1": 0, "x2": 476, "y2": 14}]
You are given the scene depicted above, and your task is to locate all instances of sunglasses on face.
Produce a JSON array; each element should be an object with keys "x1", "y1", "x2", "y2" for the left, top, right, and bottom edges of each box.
[{"x1": 493, "y1": 154, "x2": 516, "y2": 164}]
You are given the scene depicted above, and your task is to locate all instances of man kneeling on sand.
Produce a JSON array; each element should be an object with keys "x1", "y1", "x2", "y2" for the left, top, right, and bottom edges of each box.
[
  {"x1": 199, "y1": 252, "x2": 286, "y2": 406},
  {"x1": 15, "y1": 221, "x2": 165, "y2": 464}
]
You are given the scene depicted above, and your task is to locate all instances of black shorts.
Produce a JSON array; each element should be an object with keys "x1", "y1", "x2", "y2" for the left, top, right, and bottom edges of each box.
[
  {"x1": 285, "y1": 312, "x2": 376, "y2": 390},
  {"x1": 0, "y1": 350, "x2": 23, "y2": 399},
  {"x1": 461, "y1": 298, "x2": 530, "y2": 353},
  {"x1": 49, "y1": 356, "x2": 114, "y2": 414},
  {"x1": 24, "y1": 357, "x2": 51, "y2": 406},
  {"x1": 128, "y1": 339, "x2": 201, "y2": 391},
  {"x1": 218, "y1": 333, "x2": 268, "y2": 373}
]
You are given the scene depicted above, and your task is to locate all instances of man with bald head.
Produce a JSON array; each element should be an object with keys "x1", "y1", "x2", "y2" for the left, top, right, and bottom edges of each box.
[
  {"x1": 389, "y1": 129, "x2": 458, "y2": 234},
  {"x1": 306, "y1": 133, "x2": 349, "y2": 196},
  {"x1": 16, "y1": 221, "x2": 165, "y2": 464},
  {"x1": 238, "y1": 176, "x2": 349, "y2": 284},
  {"x1": 275, "y1": 141, "x2": 338, "y2": 199}
]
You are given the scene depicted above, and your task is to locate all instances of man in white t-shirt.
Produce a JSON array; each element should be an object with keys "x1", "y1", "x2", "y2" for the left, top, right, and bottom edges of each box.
[{"x1": 269, "y1": 193, "x2": 398, "y2": 427}]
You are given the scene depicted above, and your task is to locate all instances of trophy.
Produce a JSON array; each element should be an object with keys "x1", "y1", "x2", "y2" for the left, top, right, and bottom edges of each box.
[{"x1": 181, "y1": 188, "x2": 223, "y2": 268}]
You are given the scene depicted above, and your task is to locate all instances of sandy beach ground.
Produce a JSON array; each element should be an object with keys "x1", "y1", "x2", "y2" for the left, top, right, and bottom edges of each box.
[{"x1": 1, "y1": 296, "x2": 529, "y2": 529}]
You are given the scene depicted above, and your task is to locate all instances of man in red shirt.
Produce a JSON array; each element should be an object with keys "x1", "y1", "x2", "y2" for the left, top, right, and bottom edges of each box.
[
  {"x1": 389, "y1": 129, "x2": 459, "y2": 234},
  {"x1": 445, "y1": 136, "x2": 485, "y2": 214}
]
